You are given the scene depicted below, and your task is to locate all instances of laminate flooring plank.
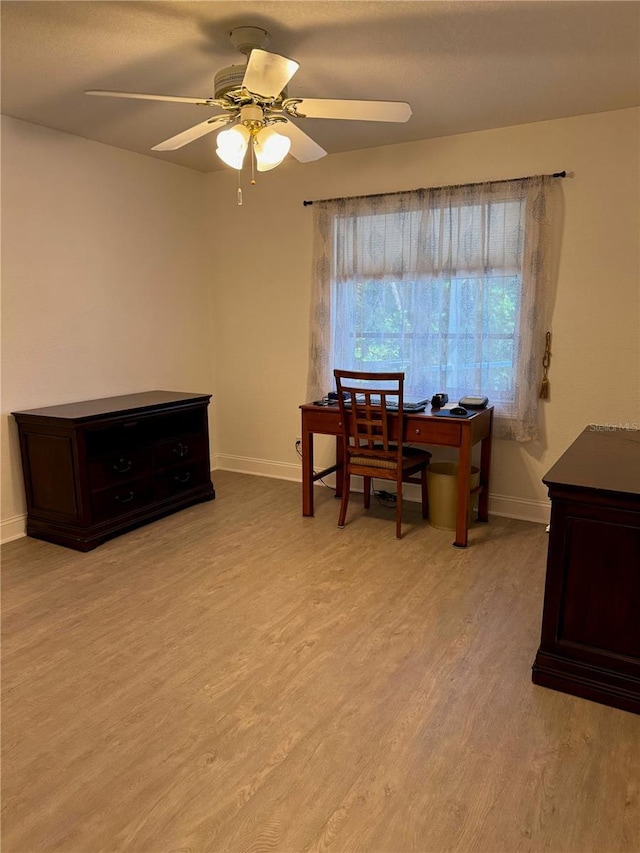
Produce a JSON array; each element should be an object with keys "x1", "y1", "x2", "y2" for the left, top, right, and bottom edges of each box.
[{"x1": 2, "y1": 471, "x2": 639, "y2": 853}]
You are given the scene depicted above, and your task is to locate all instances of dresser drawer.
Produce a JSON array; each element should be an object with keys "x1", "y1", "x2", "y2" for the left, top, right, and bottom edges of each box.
[
  {"x1": 85, "y1": 420, "x2": 149, "y2": 457},
  {"x1": 155, "y1": 433, "x2": 207, "y2": 469},
  {"x1": 89, "y1": 448, "x2": 153, "y2": 490},
  {"x1": 155, "y1": 462, "x2": 209, "y2": 500},
  {"x1": 90, "y1": 477, "x2": 155, "y2": 522}
]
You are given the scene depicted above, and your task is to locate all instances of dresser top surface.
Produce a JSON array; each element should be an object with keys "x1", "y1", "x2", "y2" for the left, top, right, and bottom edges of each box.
[
  {"x1": 543, "y1": 426, "x2": 640, "y2": 497},
  {"x1": 12, "y1": 391, "x2": 211, "y2": 422}
]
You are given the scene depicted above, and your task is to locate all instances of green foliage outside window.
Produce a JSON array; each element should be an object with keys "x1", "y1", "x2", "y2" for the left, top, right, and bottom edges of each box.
[{"x1": 344, "y1": 275, "x2": 521, "y2": 400}]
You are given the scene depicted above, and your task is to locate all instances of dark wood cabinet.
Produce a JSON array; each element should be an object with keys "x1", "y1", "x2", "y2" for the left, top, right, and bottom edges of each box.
[
  {"x1": 532, "y1": 426, "x2": 640, "y2": 714},
  {"x1": 12, "y1": 391, "x2": 215, "y2": 551}
]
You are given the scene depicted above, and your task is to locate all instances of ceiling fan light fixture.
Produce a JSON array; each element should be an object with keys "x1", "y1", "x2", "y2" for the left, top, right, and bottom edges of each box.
[
  {"x1": 216, "y1": 124, "x2": 251, "y2": 170},
  {"x1": 253, "y1": 125, "x2": 291, "y2": 172}
]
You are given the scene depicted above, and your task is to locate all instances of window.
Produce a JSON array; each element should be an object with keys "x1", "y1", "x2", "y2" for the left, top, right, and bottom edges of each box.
[
  {"x1": 308, "y1": 177, "x2": 556, "y2": 441},
  {"x1": 332, "y1": 269, "x2": 522, "y2": 407}
]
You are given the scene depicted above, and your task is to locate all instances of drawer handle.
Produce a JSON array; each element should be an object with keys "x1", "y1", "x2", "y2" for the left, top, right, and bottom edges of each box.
[
  {"x1": 173, "y1": 442, "x2": 189, "y2": 458},
  {"x1": 112, "y1": 458, "x2": 132, "y2": 474},
  {"x1": 115, "y1": 490, "x2": 135, "y2": 504},
  {"x1": 174, "y1": 472, "x2": 192, "y2": 484},
  {"x1": 415, "y1": 429, "x2": 421, "y2": 435}
]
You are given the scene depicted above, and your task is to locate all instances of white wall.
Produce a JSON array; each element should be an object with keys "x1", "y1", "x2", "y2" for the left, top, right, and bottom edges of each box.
[
  {"x1": 1, "y1": 117, "x2": 214, "y2": 541},
  {"x1": 2, "y1": 108, "x2": 639, "y2": 542},
  {"x1": 206, "y1": 107, "x2": 640, "y2": 522}
]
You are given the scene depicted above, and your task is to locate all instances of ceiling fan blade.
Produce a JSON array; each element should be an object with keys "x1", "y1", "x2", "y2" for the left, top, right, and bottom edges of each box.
[
  {"x1": 85, "y1": 90, "x2": 220, "y2": 106},
  {"x1": 242, "y1": 49, "x2": 299, "y2": 98},
  {"x1": 151, "y1": 115, "x2": 232, "y2": 151},
  {"x1": 288, "y1": 98, "x2": 412, "y2": 123},
  {"x1": 278, "y1": 121, "x2": 326, "y2": 163}
]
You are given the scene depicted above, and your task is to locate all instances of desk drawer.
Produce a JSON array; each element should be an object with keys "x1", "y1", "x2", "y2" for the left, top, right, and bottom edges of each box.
[
  {"x1": 304, "y1": 408, "x2": 342, "y2": 434},
  {"x1": 406, "y1": 419, "x2": 461, "y2": 446}
]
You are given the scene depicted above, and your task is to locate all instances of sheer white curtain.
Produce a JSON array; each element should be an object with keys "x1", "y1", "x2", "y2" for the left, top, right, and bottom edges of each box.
[{"x1": 306, "y1": 176, "x2": 556, "y2": 441}]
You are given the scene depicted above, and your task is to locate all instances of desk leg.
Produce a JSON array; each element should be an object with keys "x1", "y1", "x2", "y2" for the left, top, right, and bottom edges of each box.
[
  {"x1": 454, "y1": 430, "x2": 472, "y2": 548},
  {"x1": 302, "y1": 428, "x2": 314, "y2": 517},
  {"x1": 477, "y1": 412, "x2": 493, "y2": 523},
  {"x1": 335, "y1": 435, "x2": 344, "y2": 498}
]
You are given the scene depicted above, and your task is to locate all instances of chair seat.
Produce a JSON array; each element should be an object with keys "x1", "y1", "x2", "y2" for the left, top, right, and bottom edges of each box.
[{"x1": 350, "y1": 449, "x2": 432, "y2": 470}]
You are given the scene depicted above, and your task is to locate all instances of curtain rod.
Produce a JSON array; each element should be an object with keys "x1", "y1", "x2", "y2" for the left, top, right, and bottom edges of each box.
[{"x1": 302, "y1": 170, "x2": 566, "y2": 207}]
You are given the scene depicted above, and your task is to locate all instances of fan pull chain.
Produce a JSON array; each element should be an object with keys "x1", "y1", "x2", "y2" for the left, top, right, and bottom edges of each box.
[
  {"x1": 237, "y1": 170, "x2": 243, "y2": 206},
  {"x1": 251, "y1": 138, "x2": 256, "y2": 186},
  {"x1": 539, "y1": 331, "x2": 551, "y2": 399}
]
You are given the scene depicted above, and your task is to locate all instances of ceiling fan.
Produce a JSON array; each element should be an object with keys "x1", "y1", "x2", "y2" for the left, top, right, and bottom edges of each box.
[{"x1": 86, "y1": 26, "x2": 412, "y2": 174}]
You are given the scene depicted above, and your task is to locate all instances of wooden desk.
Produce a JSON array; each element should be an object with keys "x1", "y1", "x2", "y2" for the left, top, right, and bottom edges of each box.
[
  {"x1": 300, "y1": 403, "x2": 494, "y2": 547},
  {"x1": 532, "y1": 426, "x2": 640, "y2": 714}
]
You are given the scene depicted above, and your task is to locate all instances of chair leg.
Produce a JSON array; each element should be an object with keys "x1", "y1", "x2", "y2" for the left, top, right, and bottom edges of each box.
[
  {"x1": 338, "y1": 471, "x2": 351, "y2": 529},
  {"x1": 395, "y1": 479, "x2": 403, "y2": 539},
  {"x1": 421, "y1": 467, "x2": 429, "y2": 519},
  {"x1": 363, "y1": 476, "x2": 371, "y2": 508}
]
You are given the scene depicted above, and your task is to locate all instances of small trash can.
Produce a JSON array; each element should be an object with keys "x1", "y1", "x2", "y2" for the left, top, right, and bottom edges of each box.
[{"x1": 427, "y1": 462, "x2": 480, "y2": 530}]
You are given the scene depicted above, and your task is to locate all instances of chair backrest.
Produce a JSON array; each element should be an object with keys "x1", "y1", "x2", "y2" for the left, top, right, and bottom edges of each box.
[{"x1": 334, "y1": 370, "x2": 405, "y2": 465}]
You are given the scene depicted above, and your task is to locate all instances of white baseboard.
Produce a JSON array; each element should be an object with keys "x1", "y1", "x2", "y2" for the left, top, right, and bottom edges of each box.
[
  {"x1": 213, "y1": 454, "x2": 550, "y2": 526},
  {"x1": 1, "y1": 514, "x2": 26, "y2": 545},
  {"x1": 2, "y1": 461, "x2": 550, "y2": 546},
  {"x1": 214, "y1": 454, "x2": 302, "y2": 483},
  {"x1": 487, "y1": 493, "x2": 550, "y2": 525}
]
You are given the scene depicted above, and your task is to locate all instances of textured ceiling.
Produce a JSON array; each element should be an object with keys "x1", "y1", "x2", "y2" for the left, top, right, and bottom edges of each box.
[{"x1": 2, "y1": 1, "x2": 639, "y2": 173}]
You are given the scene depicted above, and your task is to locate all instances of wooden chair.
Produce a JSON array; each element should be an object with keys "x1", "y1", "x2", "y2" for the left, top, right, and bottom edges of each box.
[{"x1": 334, "y1": 369, "x2": 432, "y2": 539}]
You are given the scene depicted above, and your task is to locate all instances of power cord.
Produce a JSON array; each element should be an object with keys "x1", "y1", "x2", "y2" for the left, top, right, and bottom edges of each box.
[{"x1": 294, "y1": 440, "x2": 336, "y2": 492}]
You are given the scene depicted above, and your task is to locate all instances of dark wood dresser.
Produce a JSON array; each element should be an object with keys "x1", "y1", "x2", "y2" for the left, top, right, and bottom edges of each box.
[
  {"x1": 532, "y1": 426, "x2": 640, "y2": 714},
  {"x1": 12, "y1": 391, "x2": 215, "y2": 551}
]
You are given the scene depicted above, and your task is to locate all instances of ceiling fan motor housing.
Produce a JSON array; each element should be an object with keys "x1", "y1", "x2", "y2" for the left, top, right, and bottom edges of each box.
[
  {"x1": 216, "y1": 27, "x2": 278, "y2": 101},
  {"x1": 214, "y1": 65, "x2": 247, "y2": 98},
  {"x1": 214, "y1": 64, "x2": 289, "y2": 102}
]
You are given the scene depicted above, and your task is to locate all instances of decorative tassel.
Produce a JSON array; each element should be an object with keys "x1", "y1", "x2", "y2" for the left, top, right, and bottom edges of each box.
[
  {"x1": 539, "y1": 331, "x2": 551, "y2": 399},
  {"x1": 539, "y1": 377, "x2": 550, "y2": 399}
]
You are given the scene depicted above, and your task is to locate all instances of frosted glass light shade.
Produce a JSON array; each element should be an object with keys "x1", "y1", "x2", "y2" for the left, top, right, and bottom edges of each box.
[
  {"x1": 254, "y1": 126, "x2": 291, "y2": 172},
  {"x1": 216, "y1": 125, "x2": 250, "y2": 170}
]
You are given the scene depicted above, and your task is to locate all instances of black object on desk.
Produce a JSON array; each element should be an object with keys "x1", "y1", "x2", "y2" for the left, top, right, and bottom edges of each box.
[
  {"x1": 434, "y1": 408, "x2": 473, "y2": 418},
  {"x1": 459, "y1": 395, "x2": 489, "y2": 409}
]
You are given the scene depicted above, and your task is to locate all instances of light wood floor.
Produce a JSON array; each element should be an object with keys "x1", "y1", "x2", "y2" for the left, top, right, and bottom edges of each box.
[{"x1": 2, "y1": 471, "x2": 639, "y2": 853}]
